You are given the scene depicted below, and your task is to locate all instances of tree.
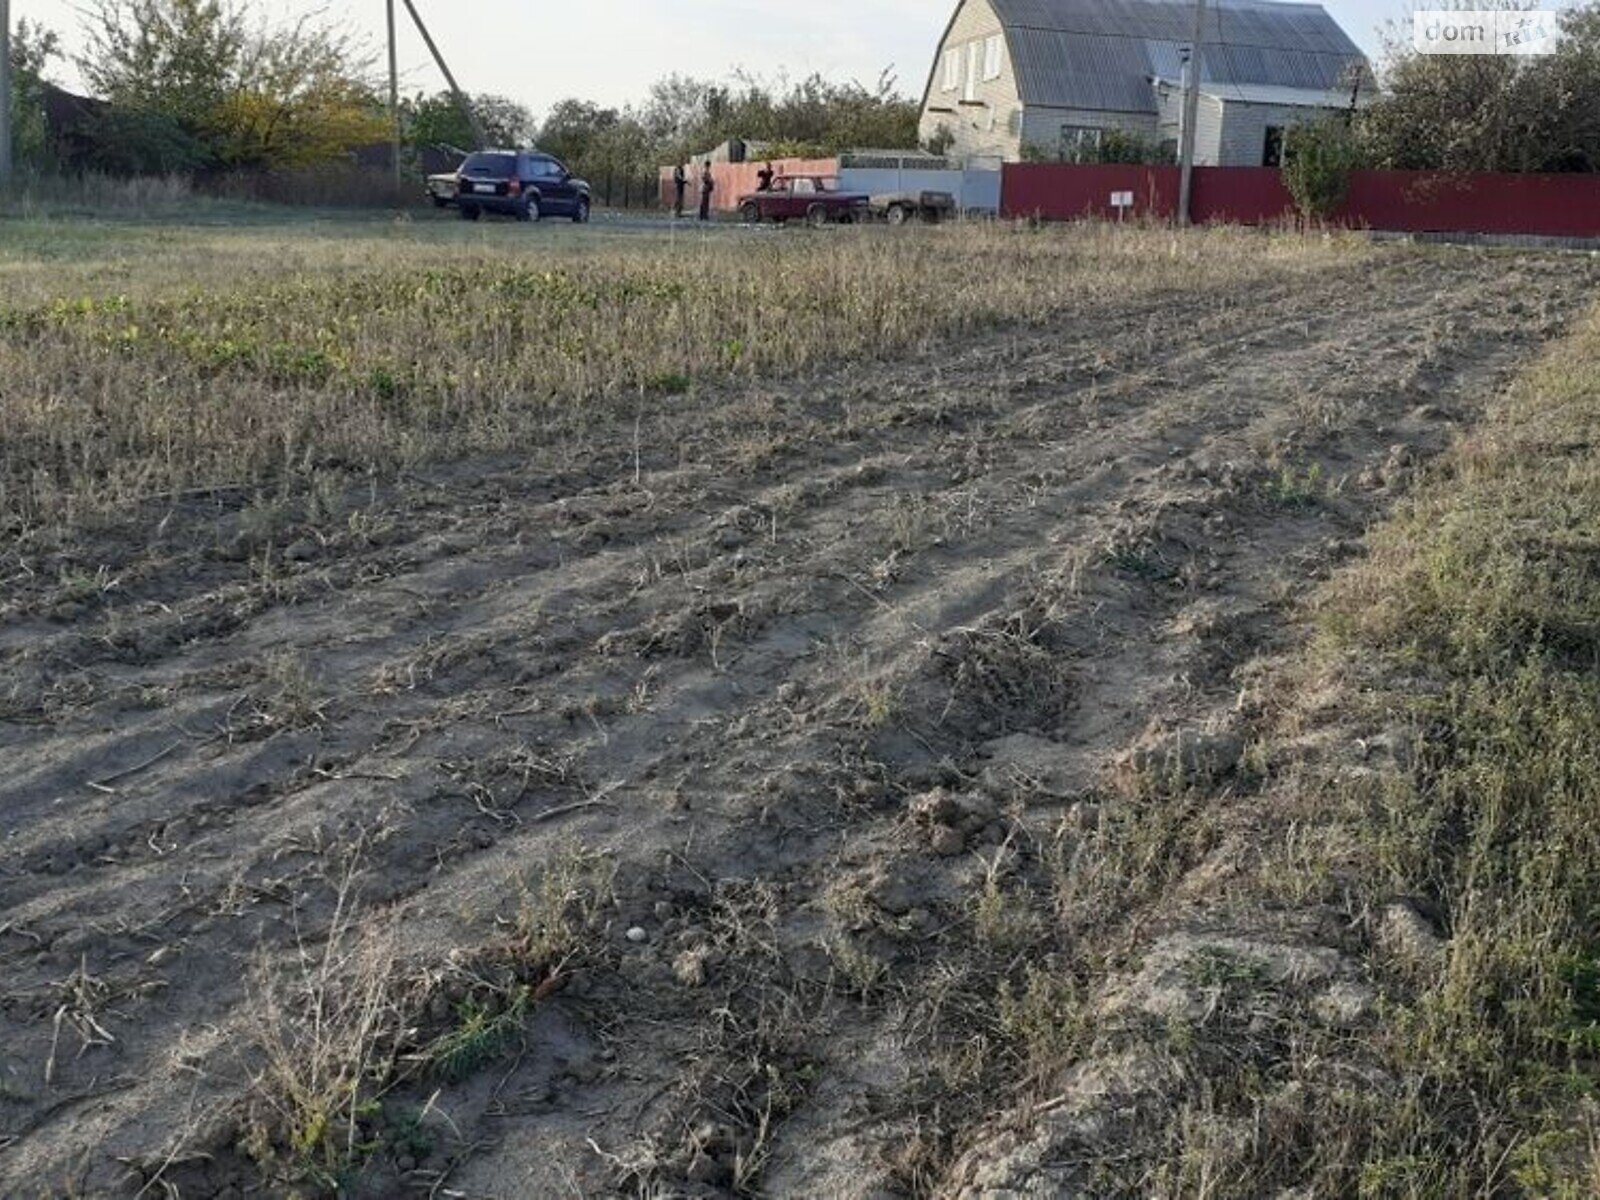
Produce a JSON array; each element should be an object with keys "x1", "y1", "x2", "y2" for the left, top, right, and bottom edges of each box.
[
  {"x1": 408, "y1": 90, "x2": 535, "y2": 153},
  {"x1": 633, "y1": 68, "x2": 918, "y2": 162},
  {"x1": 80, "y1": 0, "x2": 246, "y2": 136},
  {"x1": 78, "y1": 0, "x2": 384, "y2": 172},
  {"x1": 536, "y1": 98, "x2": 620, "y2": 164},
  {"x1": 9, "y1": 19, "x2": 61, "y2": 168},
  {"x1": 82, "y1": 107, "x2": 210, "y2": 175},
  {"x1": 1282, "y1": 116, "x2": 1363, "y2": 220},
  {"x1": 211, "y1": 17, "x2": 385, "y2": 169},
  {"x1": 1358, "y1": 1, "x2": 1600, "y2": 172},
  {"x1": 1534, "y1": 3, "x2": 1600, "y2": 170},
  {"x1": 924, "y1": 124, "x2": 956, "y2": 157},
  {"x1": 470, "y1": 95, "x2": 537, "y2": 149},
  {"x1": 639, "y1": 74, "x2": 714, "y2": 154}
]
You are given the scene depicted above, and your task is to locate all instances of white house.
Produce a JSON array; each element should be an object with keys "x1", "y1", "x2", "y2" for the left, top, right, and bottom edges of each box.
[{"x1": 919, "y1": 0, "x2": 1372, "y2": 167}]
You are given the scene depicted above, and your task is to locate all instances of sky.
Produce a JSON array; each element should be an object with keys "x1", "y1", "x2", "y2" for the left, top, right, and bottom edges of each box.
[{"x1": 8, "y1": 0, "x2": 1570, "y2": 115}]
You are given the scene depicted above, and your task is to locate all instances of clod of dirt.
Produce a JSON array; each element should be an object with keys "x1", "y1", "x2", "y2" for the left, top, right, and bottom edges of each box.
[
  {"x1": 979, "y1": 732, "x2": 1087, "y2": 800},
  {"x1": 1314, "y1": 979, "x2": 1378, "y2": 1026},
  {"x1": 685, "y1": 1149, "x2": 727, "y2": 1186},
  {"x1": 1122, "y1": 728, "x2": 1246, "y2": 787},
  {"x1": 866, "y1": 870, "x2": 918, "y2": 918},
  {"x1": 1098, "y1": 932, "x2": 1351, "y2": 1024},
  {"x1": 908, "y1": 788, "x2": 964, "y2": 827},
  {"x1": 673, "y1": 946, "x2": 712, "y2": 987},
  {"x1": 907, "y1": 789, "x2": 998, "y2": 859},
  {"x1": 1065, "y1": 800, "x2": 1101, "y2": 833},
  {"x1": 1378, "y1": 443, "x2": 1419, "y2": 489},
  {"x1": 946, "y1": 1050, "x2": 1181, "y2": 1198},
  {"x1": 1378, "y1": 901, "x2": 1445, "y2": 970}
]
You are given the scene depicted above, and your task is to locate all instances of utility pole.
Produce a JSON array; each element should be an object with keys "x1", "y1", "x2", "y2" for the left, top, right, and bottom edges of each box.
[
  {"x1": 1176, "y1": 0, "x2": 1207, "y2": 227},
  {"x1": 0, "y1": 0, "x2": 14, "y2": 192},
  {"x1": 387, "y1": 0, "x2": 401, "y2": 188},
  {"x1": 398, "y1": 0, "x2": 486, "y2": 150}
]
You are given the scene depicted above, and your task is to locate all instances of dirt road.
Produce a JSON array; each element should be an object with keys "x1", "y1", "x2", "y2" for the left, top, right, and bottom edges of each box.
[{"x1": 0, "y1": 246, "x2": 1592, "y2": 1197}]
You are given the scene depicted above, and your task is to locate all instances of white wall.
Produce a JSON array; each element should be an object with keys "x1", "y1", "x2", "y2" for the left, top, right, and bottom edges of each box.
[
  {"x1": 1019, "y1": 107, "x2": 1161, "y2": 159},
  {"x1": 919, "y1": 0, "x2": 1021, "y2": 163},
  {"x1": 837, "y1": 167, "x2": 1003, "y2": 213},
  {"x1": 1216, "y1": 101, "x2": 1324, "y2": 167},
  {"x1": 1193, "y1": 94, "x2": 1226, "y2": 166}
]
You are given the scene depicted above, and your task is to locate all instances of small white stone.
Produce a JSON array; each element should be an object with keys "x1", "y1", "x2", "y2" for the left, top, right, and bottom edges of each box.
[{"x1": 625, "y1": 926, "x2": 649, "y2": 944}]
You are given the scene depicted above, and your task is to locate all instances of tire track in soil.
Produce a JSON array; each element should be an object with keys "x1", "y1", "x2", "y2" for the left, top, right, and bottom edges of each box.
[{"x1": 0, "y1": 249, "x2": 1592, "y2": 1196}]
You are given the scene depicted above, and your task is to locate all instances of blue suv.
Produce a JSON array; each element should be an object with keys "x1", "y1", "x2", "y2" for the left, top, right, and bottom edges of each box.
[{"x1": 456, "y1": 150, "x2": 592, "y2": 224}]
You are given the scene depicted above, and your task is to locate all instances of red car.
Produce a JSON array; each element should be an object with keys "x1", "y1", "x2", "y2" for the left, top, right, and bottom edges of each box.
[{"x1": 738, "y1": 175, "x2": 870, "y2": 226}]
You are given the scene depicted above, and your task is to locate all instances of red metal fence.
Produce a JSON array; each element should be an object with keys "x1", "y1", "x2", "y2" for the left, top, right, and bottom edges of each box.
[
  {"x1": 1003, "y1": 163, "x2": 1600, "y2": 238},
  {"x1": 1003, "y1": 164, "x2": 1181, "y2": 223}
]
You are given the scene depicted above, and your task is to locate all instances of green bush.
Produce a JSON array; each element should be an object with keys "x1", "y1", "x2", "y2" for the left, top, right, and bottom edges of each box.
[
  {"x1": 8, "y1": 19, "x2": 59, "y2": 171},
  {"x1": 1281, "y1": 117, "x2": 1363, "y2": 222}
]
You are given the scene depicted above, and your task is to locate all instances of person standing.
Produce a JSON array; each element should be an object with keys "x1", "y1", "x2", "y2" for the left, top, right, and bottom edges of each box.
[
  {"x1": 698, "y1": 162, "x2": 715, "y2": 222},
  {"x1": 757, "y1": 161, "x2": 775, "y2": 191},
  {"x1": 672, "y1": 162, "x2": 687, "y2": 218}
]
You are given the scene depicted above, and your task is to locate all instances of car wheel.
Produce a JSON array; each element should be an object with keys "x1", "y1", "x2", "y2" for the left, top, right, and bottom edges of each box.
[
  {"x1": 806, "y1": 203, "x2": 829, "y2": 228},
  {"x1": 459, "y1": 203, "x2": 480, "y2": 221},
  {"x1": 887, "y1": 204, "x2": 913, "y2": 227},
  {"x1": 572, "y1": 197, "x2": 590, "y2": 224},
  {"x1": 740, "y1": 201, "x2": 761, "y2": 224}
]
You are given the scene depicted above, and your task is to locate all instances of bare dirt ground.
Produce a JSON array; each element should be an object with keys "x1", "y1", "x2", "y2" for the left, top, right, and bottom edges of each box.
[{"x1": 0, "y1": 245, "x2": 1594, "y2": 1197}]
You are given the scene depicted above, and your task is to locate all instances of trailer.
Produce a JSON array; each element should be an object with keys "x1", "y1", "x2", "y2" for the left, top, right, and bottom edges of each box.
[{"x1": 869, "y1": 189, "x2": 956, "y2": 225}]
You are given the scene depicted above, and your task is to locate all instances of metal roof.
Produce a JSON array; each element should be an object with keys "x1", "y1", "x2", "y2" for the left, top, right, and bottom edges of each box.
[
  {"x1": 987, "y1": 0, "x2": 1369, "y2": 113},
  {"x1": 1207, "y1": 81, "x2": 1369, "y2": 106},
  {"x1": 1153, "y1": 75, "x2": 1370, "y2": 106}
]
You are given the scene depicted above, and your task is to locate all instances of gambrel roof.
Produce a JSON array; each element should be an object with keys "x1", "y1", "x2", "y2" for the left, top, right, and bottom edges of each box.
[{"x1": 934, "y1": 0, "x2": 1369, "y2": 114}]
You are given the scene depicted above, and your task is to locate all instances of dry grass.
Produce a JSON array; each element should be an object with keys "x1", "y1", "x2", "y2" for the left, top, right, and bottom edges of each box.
[
  {"x1": 984, "y1": 299, "x2": 1600, "y2": 1194},
  {"x1": 11, "y1": 209, "x2": 1580, "y2": 1195},
  {"x1": 2, "y1": 171, "x2": 214, "y2": 221},
  {"x1": 240, "y1": 846, "x2": 613, "y2": 1190},
  {"x1": 845, "y1": 296, "x2": 1600, "y2": 1196},
  {"x1": 0, "y1": 216, "x2": 1368, "y2": 532},
  {"x1": 242, "y1": 874, "x2": 405, "y2": 1190},
  {"x1": 1301, "y1": 300, "x2": 1600, "y2": 1193}
]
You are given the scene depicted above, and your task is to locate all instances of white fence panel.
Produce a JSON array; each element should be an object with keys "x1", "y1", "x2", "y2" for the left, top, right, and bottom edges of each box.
[{"x1": 836, "y1": 167, "x2": 1002, "y2": 214}]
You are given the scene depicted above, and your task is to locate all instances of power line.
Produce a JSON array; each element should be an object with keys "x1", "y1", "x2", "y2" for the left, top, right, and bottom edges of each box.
[
  {"x1": 0, "y1": 0, "x2": 13, "y2": 190},
  {"x1": 387, "y1": 0, "x2": 400, "y2": 187},
  {"x1": 398, "y1": 0, "x2": 485, "y2": 150},
  {"x1": 1176, "y1": 0, "x2": 1207, "y2": 226}
]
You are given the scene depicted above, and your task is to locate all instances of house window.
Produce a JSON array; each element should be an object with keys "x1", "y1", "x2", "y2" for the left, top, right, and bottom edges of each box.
[
  {"x1": 1262, "y1": 125, "x2": 1285, "y2": 167},
  {"x1": 983, "y1": 35, "x2": 1004, "y2": 81},
  {"x1": 1060, "y1": 125, "x2": 1104, "y2": 163},
  {"x1": 965, "y1": 41, "x2": 980, "y2": 101},
  {"x1": 943, "y1": 48, "x2": 961, "y2": 91}
]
